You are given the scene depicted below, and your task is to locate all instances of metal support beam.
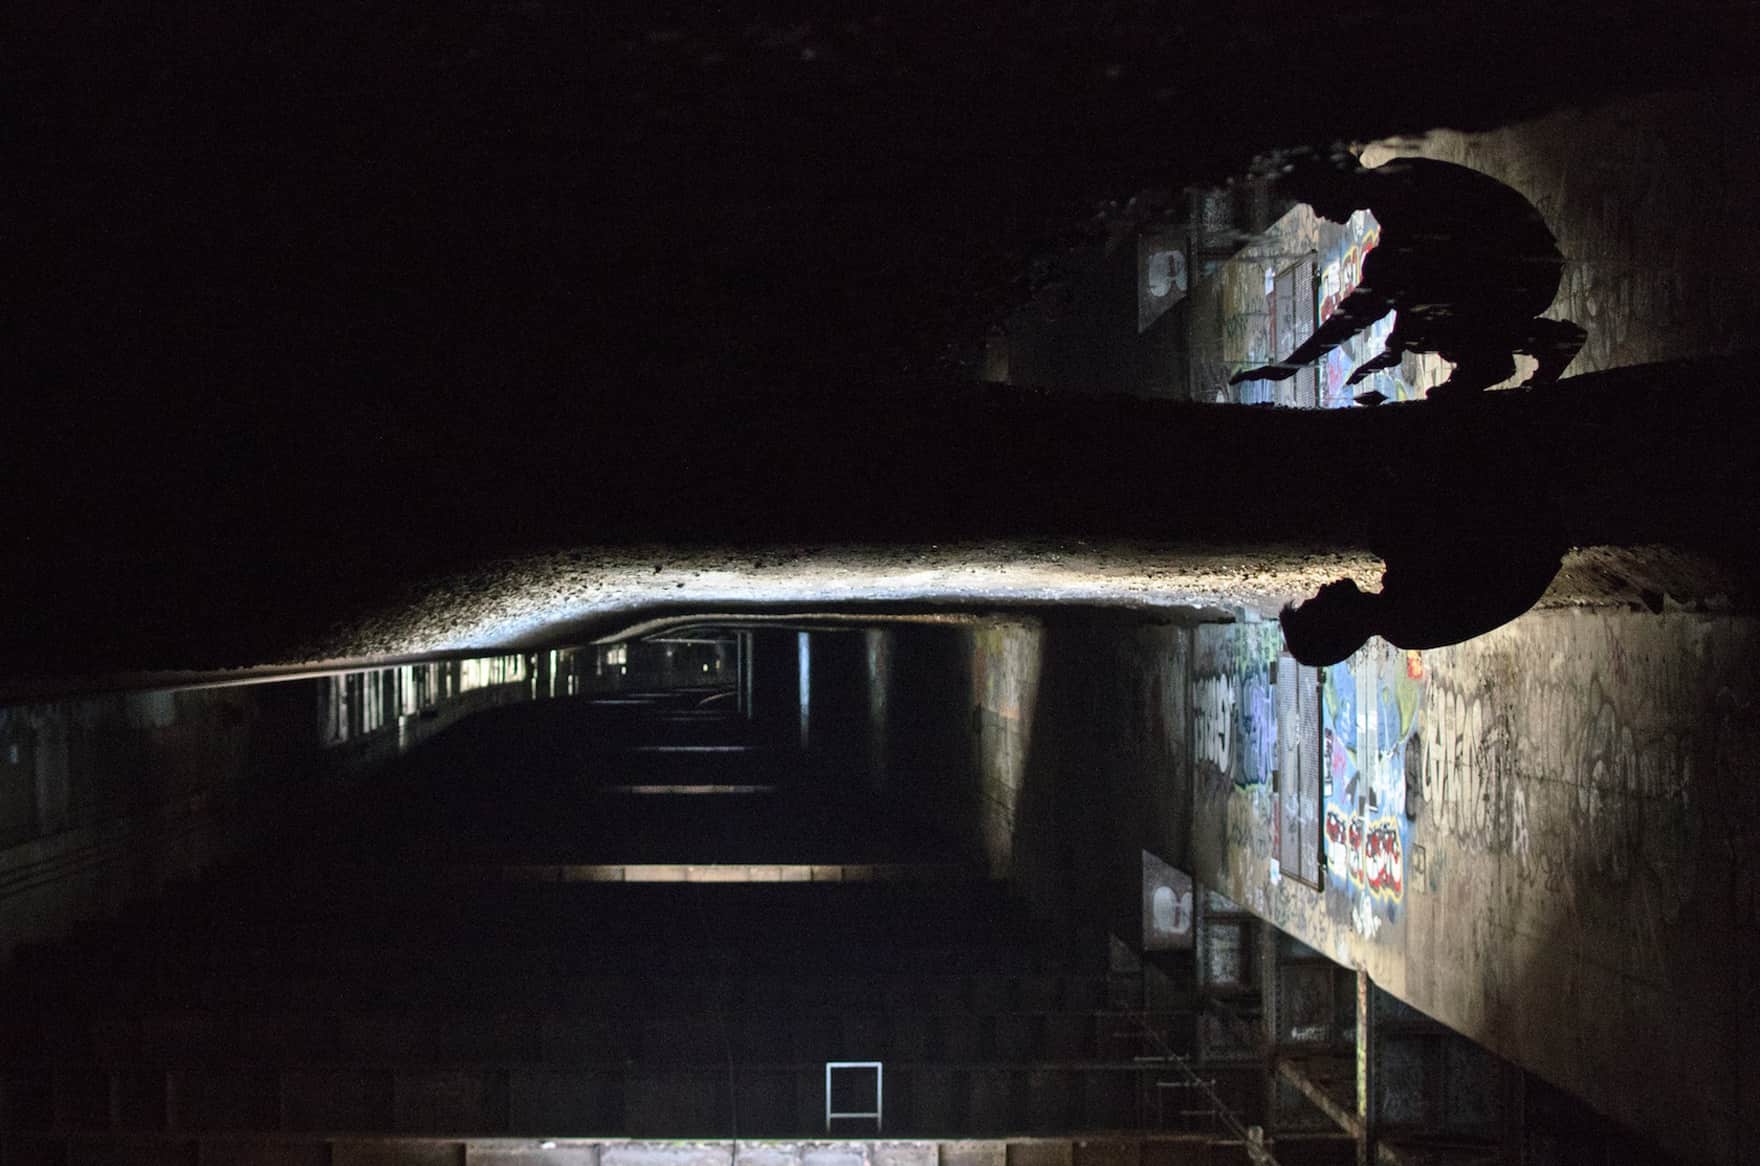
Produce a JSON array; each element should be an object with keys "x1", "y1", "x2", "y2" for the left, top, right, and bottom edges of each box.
[
  {"x1": 738, "y1": 630, "x2": 753, "y2": 719},
  {"x1": 1357, "y1": 968, "x2": 1376, "y2": 1166},
  {"x1": 1276, "y1": 1058, "x2": 1362, "y2": 1140},
  {"x1": 1275, "y1": 1060, "x2": 1449, "y2": 1166},
  {"x1": 1260, "y1": 922, "x2": 1280, "y2": 1129}
]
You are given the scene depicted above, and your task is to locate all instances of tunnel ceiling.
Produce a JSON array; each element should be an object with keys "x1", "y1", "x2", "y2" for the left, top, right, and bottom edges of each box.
[{"x1": 12, "y1": 1, "x2": 1760, "y2": 678}]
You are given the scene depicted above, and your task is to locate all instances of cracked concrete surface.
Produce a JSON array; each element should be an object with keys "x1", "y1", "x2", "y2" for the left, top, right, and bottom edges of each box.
[
  {"x1": 305, "y1": 541, "x2": 1742, "y2": 665},
  {"x1": 0, "y1": 541, "x2": 1735, "y2": 704}
]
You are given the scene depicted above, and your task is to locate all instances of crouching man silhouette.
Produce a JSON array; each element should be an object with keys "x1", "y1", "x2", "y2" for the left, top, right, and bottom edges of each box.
[
  {"x1": 1279, "y1": 551, "x2": 1561, "y2": 666},
  {"x1": 1231, "y1": 151, "x2": 1586, "y2": 400},
  {"x1": 1279, "y1": 479, "x2": 1567, "y2": 667}
]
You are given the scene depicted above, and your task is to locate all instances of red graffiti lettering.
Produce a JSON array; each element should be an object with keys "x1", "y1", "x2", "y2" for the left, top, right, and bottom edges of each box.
[
  {"x1": 1363, "y1": 819, "x2": 1404, "y2": 899},
  {"x1": 1329, "y1": 809, "x2": 1407, "y2": 902}
]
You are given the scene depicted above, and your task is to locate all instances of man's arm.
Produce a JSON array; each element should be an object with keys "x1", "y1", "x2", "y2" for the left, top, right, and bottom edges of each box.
[{"x1": 1230, "y1": 287, "x2": 1395, "y2": 384}]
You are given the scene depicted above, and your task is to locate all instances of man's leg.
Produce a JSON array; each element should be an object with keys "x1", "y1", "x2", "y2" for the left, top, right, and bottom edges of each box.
[
  {"x1": 1516, "y1": 317, "x2": 1587, "y2": 385},
  {"x1": 1231, "y1": 288, "x2": 1394, "y2": 384},
  {"x1": 1347, "y1": 326, "x2": 1406, "y2": 385},
  {"x1": 1428, "y1": 345, "x2": 1516, "y2": 400}
]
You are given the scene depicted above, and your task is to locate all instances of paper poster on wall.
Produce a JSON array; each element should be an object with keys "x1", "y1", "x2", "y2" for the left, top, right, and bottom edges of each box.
[{"x1": 1142, "y1": 849, "x2": 1195, "y2": 950}]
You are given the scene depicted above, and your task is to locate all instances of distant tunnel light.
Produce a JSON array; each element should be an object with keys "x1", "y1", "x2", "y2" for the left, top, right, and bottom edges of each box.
[
  {"x1": 798, "y1": 631, "x2": 811, "y2": 751},
  {"x1": 601, "y1": 784, "x2": 776, "y2": 795},
  {"x1": 458, "y1": 654, "x2": 525, "y2": 693},
  {"x1": 487, "y1": 863, "x2": 961, "y2": 882}
]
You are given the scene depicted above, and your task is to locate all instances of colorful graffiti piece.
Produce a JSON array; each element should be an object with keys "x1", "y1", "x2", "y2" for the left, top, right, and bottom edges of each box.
[
  {"x1": 1324, "y1": 808, "x2": 1405, "y2": 901},
  {"x1": 1194, "y1": 623, "x2": 1281, "y2": 790},
  {"x1": 1312, "y1": 209, "x2": 1437, "y2": 407},
  {"x1": 1323, "y1": 645, "x2": 1428, "y2": 936},
  {"x1": 1323, "y1": 807, "x2": 1350, "y2": 882},
  {"x1": 1239, "y1": 677, "x2": 1277, "y2": 788},
  {"x1": 1363, "y1": 817, "x2": 1405, "y2": 898},
  {"x1": 1193, "y1": 672, "x2": 1236, "y2": 785},
  {"x1": 1323, "y1": 662, "x2": 1359, "y2": 796},
  {"x1": 1373, "y1": 651, "x2": 1426, "y2": 816}
]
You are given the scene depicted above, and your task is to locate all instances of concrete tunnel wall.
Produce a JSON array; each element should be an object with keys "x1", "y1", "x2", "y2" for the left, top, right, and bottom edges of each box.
[
  {"x1": 863, "y1": 617, "x2": 1194, "y2": 961},
  {"x1": 856, "y1": 606, "x2": 1759, "y2": 1164},
  {"x1": 1193, "y1": 86, "x2": 1760, "y2": 407},
  {"x1": 1187, "y1": 609, "x2": 1760, "y2": 1166},
  {"x1": 1365, "y1": 87, "x2": 1760, "y2": 380},
  {"x1": 9, "y1": 612, "x2": 1753, "y2": 1158},
  {"x1": 0, "y1": 622, "x2": 1028, "y2": 971}
]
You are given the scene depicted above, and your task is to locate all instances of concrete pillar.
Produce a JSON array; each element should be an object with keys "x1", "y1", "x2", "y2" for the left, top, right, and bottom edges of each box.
[
  {"x1": 863, "y1": 628, "x2": 893, "y2": 792},
  {"x1": 747, "y1": 629, "x2": 802, "y2": 751},
  {"x1": 803, "y1": 631, "x2": 871, "y2": 777},
  {"x1": 735, "y1": 631, "x2": 753, "y2": 718}
]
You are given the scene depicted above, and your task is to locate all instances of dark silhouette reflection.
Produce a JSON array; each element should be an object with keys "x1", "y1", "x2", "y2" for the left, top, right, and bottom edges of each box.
[
  {"x1": 1232, "y1": 151, "x2": 1586, "y2": 399},
  {"x1": 1280, "y1": 471, "x2": 1568, "y2": 666}
]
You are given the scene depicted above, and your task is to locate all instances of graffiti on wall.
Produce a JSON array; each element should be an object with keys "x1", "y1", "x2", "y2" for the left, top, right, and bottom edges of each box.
[
  {"x1": 1193, "y1": 672, "x2": 1237, "y2": 789},
  {"x1": 1323, "y1": 644, "x2": 1428, "y2": 937},
  {"x1": 1374, "y1": 650, "x2": 1426, "y2": 814},
  {"x1": 1402, "y1": 610, "x2": 1756, "y2": 982},
  {"x1": 1194, "y1": 622, "x2": 1283, "y2": 792},
  {"x1": 1190, "y1": 622, "x2": 1285, "y2": 917},
  {"x1": 1206, "y1": 201, "x2": 1457, "y2": 406},
  {"x1": 1240, "y1": 673, "x2": 1278, "y2": 788},
  {"x1": 1194, "y1": 669, "x2": 1278, "y2": 789},
  {"x1": 1414, "y1": 686, "x2": 1526, "y2": 861},
  {"x1": 1316, "y1": 212, "x2": 1408, "y2": 407},
  {"x1": 1323, "y1": 661, "x2": 1360, "y2": 800},
  {"x1": 1325, "y1": 809, "x2": 1406, "y2": 899},
  {"x1": 1408, "y1": 618, "x2": 1702, "y2": 878},
  {"x1": 1317, "y1": 222, "x2": 1378, "y2": 323}
]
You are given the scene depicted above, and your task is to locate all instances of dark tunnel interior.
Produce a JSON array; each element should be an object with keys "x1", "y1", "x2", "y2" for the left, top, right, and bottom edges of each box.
[{"x1": 8, "y1": 2, "x2": 1760, "y2": 1163}]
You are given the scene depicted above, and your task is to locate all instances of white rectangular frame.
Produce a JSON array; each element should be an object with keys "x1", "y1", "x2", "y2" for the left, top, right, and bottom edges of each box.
[{"x1": 824, "y1": 1061, "x2": 883, "y2": 1131}]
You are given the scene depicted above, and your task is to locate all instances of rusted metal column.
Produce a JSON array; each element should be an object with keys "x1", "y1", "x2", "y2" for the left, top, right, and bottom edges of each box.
[
  {"x1": 1259, "y1": 921, "x2": 1281, "y2": 1135},
  {"x1": 1275, "y1": 1058, "x2": 1361, "y2": 1139},
  {"x1": 1355, "y1": 967, "x2": 1376, "y2": 1166}
]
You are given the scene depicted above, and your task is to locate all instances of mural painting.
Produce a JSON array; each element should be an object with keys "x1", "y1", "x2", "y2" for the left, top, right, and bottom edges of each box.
[
  {"x1": 1191, "y1": 621, "x2": 1286, "y2": 916},
  {"x1": 1199, "y1": 192, "x2": 1465, "y2": 406},
  {"x1": 1322, "y1": 643, "x2": 1428, "y2": 938},
  {"x1": 1193, "y1": 622, "x2": 1281, "y2": 794},
  {"x1": 1317, "y1": 212, "x2": 1402, "y2": 407},
  {"x1": 1240, "y1": 670, "x2": 1278, "y2": 788},
  {"x1": 1324, "y1": 810, "x2": 1406, "y2": 900},
  {"x1": 1376, "y1": 649, "x2": 1426, "y2": 814},
  {"x1": 1202, "y1": 206, "x2": 1386, "y2": 407},
  {"x1": 1192, "y1": 669, "x2": 1236, "y2": 795},
  {"x1": 1323, "y1": 659, "x2": 1360, "y2": 798}
]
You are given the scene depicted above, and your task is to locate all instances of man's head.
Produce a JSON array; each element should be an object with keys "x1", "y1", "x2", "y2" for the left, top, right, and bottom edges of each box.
[
  {"x1": 1280, "y1": 578, "x2": 1378, "y2": 666},
  {"x1": 1278, "y1": 149, "x2": 1368, "y2": 224}
]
